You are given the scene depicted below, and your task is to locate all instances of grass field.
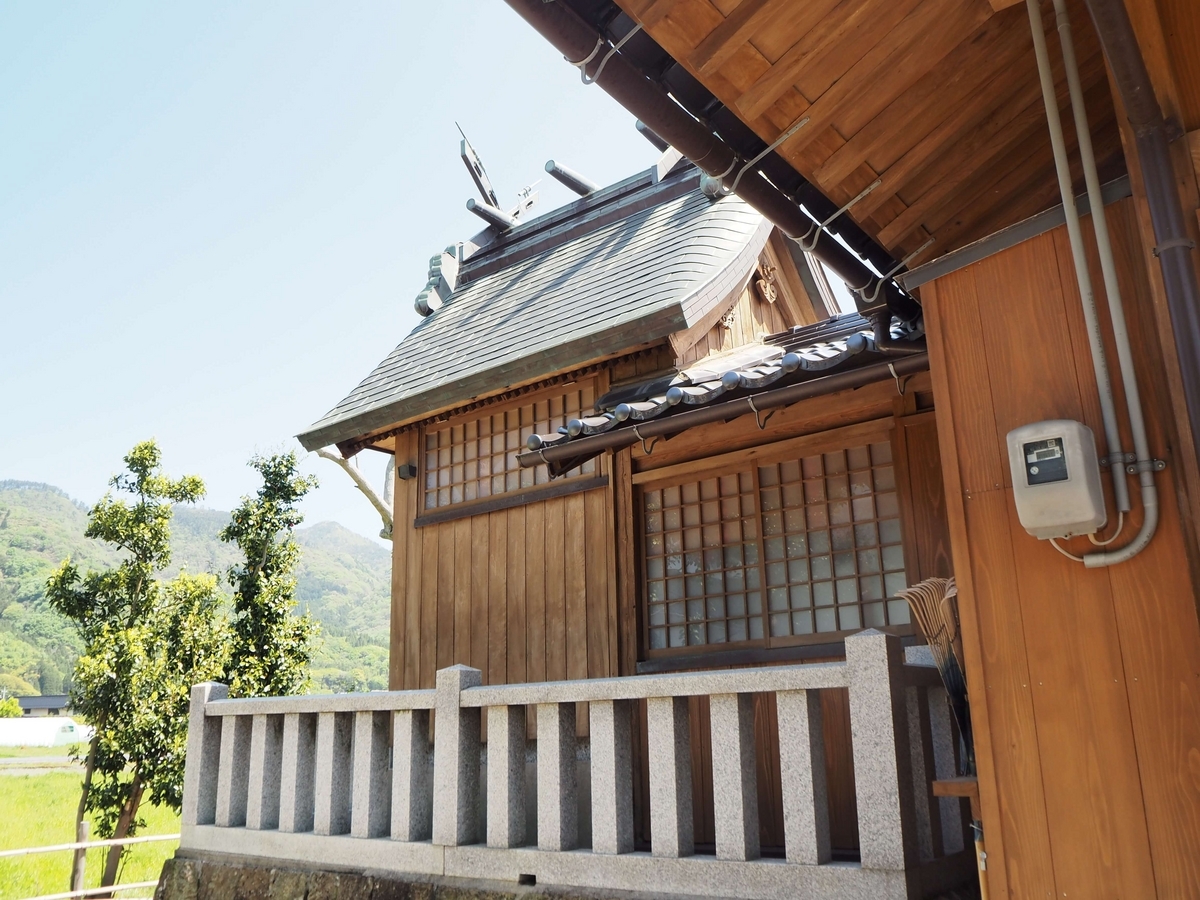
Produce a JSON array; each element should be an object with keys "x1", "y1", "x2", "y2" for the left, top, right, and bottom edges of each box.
[
  {"x1": 0, "y1": 744, "x2": 78, "y2": 759},
  {"x1": 0, "y1": 767, "x2": 179, "y2": 900}
]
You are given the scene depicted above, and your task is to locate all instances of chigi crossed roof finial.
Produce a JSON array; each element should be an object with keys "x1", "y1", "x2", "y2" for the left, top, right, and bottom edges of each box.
[{"x1": 457, "y1": 124, "x2": 539, "y2": 233}]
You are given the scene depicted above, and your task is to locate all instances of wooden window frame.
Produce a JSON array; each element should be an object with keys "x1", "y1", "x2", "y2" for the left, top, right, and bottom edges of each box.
[
  {"x1": 635, "y1": 418, "x2": 918, "y2": 662},
  {"x1": 416, "y1": 378, "x2": 601, "y2": 519}
]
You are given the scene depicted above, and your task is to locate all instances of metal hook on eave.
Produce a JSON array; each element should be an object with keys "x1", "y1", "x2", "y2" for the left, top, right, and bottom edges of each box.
[
  {"x1": 632, "y1": 424, "x2": 659, "y2": 457},
  {"x1": 888, "y1": 363, "x2": 911, "y2": 396},
  {"x1": 722, "y1": 116, "x2": 810, "y2": 196},
  {"x1": 573, "y1": 24, "x2": 642, "y2": 85},
  {"x1": 748, "y1": 395, "x2": 776, "y2": 430},
  {"x1": 793, "y1": 179, "x2": 882, "y2": 253},
  {"x1": 857, "y1": 236, "x2": 937, "y2": 307}
]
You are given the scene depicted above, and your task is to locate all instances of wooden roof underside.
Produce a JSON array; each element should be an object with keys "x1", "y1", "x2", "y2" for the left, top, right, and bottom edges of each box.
[{"x1": 616, "y1": 0, "x2": 1125, "y2": 262}]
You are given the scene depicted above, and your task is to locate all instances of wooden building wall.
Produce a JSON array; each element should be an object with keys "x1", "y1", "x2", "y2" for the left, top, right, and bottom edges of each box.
[
  {"x1": 675, "y1": 281, "x2": 792, "y2": 367},
  {"x1": 380, "y1": 249, "x2": 950, "y2": 858},
  {"x1": 923, "y1": 198, "x2": 1200, "y2": 898},
  {"x1": 388, "y1": 428, "x2": 618, "y2": 697}
]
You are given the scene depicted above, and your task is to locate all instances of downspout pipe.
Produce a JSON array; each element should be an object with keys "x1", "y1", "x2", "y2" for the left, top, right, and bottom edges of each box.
[
  {"x1": 871, "y1": 311, "x2": 927, "y2": 356},
  {"x1": 1050, "y1": 0, "x2": 1158, "y2": 566},
  {"x1": 501, "y1": 0, "x2": 921, "y2": 330},
  {"x1": 1083, "y1": 0, "x2": 1200, "y2": 476},
  {"x1": 1026, "y1": 0, "x2": 1132, "y2": 515}
]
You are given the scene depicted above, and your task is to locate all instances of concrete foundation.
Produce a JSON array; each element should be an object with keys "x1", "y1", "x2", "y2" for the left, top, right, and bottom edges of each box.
[{"x1": 155, "y1": 854, "x2": 982, "y2": 900}]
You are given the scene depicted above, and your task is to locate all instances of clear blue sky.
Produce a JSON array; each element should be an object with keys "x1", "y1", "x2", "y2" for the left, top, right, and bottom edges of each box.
[{"x1": 0, "y1": 1, "x2": 658, "y2": 541}]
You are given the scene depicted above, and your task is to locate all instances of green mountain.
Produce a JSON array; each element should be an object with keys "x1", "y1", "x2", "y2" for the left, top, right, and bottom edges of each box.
[{"x1": 0, "y1": 481, "x2": 391, "y2": 696}]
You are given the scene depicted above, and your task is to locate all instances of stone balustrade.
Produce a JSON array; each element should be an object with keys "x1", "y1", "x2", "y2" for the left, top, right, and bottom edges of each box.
[{"x1": 178, "y1": 630, "x2": 973, "y2": 900}]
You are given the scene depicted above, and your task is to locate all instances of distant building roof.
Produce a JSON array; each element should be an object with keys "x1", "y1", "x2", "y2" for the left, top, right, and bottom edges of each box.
[
  {"x1": 297, "y1": 163, "x2": 770, "y2": 451},
  {"x1": 18, "y1": 695, "x2": 69, "y2": 711}
]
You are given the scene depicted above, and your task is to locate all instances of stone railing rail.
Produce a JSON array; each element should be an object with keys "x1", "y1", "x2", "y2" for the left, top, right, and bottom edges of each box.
[{"x1": 179, "y1": 630, "x2": 972, "y2": 900}]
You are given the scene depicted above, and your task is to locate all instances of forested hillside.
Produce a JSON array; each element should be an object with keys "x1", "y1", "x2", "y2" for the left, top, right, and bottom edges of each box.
[{"x1": 0, "y1": 481, "x2": 390, "y2": 695}]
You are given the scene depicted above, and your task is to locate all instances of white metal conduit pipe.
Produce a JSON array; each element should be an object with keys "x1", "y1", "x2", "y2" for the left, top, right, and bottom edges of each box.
[{"x1": 1026, "y1": 0, "x2": 1159, "y2": 566}]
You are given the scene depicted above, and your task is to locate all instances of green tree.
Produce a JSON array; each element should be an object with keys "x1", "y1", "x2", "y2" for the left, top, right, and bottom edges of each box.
[
  {"x1": 46, "y1": 442, "x2": 230, "y2": 888},
  {"x1": 0, "y1": 695, "x2": 21, "y2": 717},
  {"x1": 221, "y1": 452, "x2": 318, "y2": 697}
]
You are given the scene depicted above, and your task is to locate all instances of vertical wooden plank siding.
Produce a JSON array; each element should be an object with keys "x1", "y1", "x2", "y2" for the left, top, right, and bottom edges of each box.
[
  {"x1": 1097, "y1": 207, "x2": 1200, "y2": 898},
  {"x1": 453, "y1": 517, "x2": 472, "y2": 667},
  {"x1": 470, "y1": 515, "x2": 490, "y2": 680},
  {"x1": 525, "y1": 503, "x2": 547, "y2": 686},
  {"x1": 506, "y1": 507, "x2": 527, "y2": 685},
  {"x1": 403, "y1": 443, "x2": 423, "y2": 691},
  {"x1": 488, "y1": 511, "x2": 508, "y2": 687},
  {"x1": 584, "y1": 488, "x2": 610, "y2": 680},
  {"x1": 389, "y1": 433, "x2": 414, "y2": 691},
  {"x1": 897, "y1": 415, "x2": 954, "y2": 581},
  {"x1": 564, "y1": 493, "x2": 589, "y2": 686},
  {"x1": 436, "y1": 521, "x2": 456, "y2": 672},
  {"x1": 544, "y1": 499, "x2": 568, "y2": 684},
  {"x1": 418, "y1": 524, "x2": 438, "y2": 690},
  {"x1": 613, "y1": 448, "x2": 639, "y2": 677},
  {"x1": 602, "y1": 455, "x2": 621, "y2": 679},
  {"x1": 924, "y1": 202, "x2": 1200, "y2": 898},
  {"x1": 564, "y1": 492, "x2": 590, "y2": 734}
]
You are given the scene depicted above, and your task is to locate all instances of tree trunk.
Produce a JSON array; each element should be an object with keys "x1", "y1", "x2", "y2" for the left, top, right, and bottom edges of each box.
[
  {"x1": 70, "y1": 733, "x2": 100, "y2": 890},
  {"x1": 100, "y1": 771, "x2": 144, "y2": 890}
]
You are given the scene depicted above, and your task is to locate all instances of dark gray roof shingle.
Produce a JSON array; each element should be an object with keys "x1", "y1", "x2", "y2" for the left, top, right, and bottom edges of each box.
[
  {"x1": 522, "y1": 313, "x2": 925, "y2": 475},
  {"x1": 297, "y1": 167, "x2": 769, "y2": 451}
]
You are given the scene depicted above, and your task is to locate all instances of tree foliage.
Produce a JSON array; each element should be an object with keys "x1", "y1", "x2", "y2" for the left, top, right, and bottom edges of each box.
[
  {"x1": 41, "y1": 444, "x2": 322, "y2": 888},
  {"x1": 45, "y1": 441, "x2": 230, "y2": 885},
  {"x1": 0, "y1": 695, "x2": 21, "y2": 717},
  {"x1": 221, "y1": 452, "x2": 318, "y2": 698}
]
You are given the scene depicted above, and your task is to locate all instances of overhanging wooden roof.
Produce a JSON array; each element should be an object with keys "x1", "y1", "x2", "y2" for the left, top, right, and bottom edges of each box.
[{"x1": 592, "y1": 0, "x2": 1124, "y2": 262}]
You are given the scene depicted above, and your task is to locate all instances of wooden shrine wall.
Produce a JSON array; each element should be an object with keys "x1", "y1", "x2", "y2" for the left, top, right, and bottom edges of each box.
[
  {"x1": 388, "y1": 428, "x2": 618, "y2": 700},
  {"x1": 923, "y1": 197, "x2": 1200, "y2": 898}
]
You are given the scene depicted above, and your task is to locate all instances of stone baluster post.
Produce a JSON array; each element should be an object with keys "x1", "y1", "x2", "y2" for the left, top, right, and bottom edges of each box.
[
  {"x1": 279, "y1": 713, "x2": 317, "y2": 833},
  {"x1": 215, "y1": 715, "x2": 252, "y2": 828},
  {"x1": 352, "y1": 711, "x2": 392, "y2": 838},
  {"x1": 589, "y1": 699, "x2": 633, "y2": 855},
  {"x1": 432, "y1": 665, "x2": 482, "y2": 846},
  {"x1": 182, "y1": 682, "x2": 228, "y2": 827},
  {"x1": 537, "y1": 702, "x2": 578, "y2": 851},
  {"x1": 777, "y1": 688, "x2": 831, "y2": 864},
  {"x1": 245, "y1": 714, "x2": 283, "y2": 830},
  {"x1": 846, "y1": 629, "x2": 917, "y2": 871},
  {"x1": 313, "y1": 712, "x2": 353, "y2": 835},
  {"x1": 710, "y1": 693, "x2": 760, "y2": 861},
  {"x1": 392, "y1": 709, "x2": 433, "y2": 841},
  {"x1": 487, "y1": 705, "x2": 527, "y2": 848},
  {"x1": 646, "y1": 696, "x2": 693, "y2": 858}
]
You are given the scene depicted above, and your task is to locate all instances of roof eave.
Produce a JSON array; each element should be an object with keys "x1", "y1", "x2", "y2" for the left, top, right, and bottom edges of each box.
[{"x1": 295, "y1": 304, "x2": 691, "y2": 452}]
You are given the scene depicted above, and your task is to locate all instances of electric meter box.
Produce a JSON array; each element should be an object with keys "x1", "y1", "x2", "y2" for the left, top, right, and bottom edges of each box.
[{"x1": 1006, "y1": 419, "x2": 1106, "y2": 540}]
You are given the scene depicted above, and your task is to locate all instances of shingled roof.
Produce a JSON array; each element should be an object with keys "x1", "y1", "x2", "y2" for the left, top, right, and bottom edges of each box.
[{"x1": 297, "y1": 163, "x2": 770, "y2": 451}]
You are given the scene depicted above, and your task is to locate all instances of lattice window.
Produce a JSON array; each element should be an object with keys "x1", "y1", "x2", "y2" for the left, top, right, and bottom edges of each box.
[
  {"x1": 640, "y1": 437, "x2": 910, "y2": 654},
  {"x1": 643, "y1": 472, "x2": 764, "y2": 651},
  {"x1": 423, "y1": 383, "x2": 596, "y2": 510},
  {"x1": 758, "y1": 442, "x2": 909, "y2": 638}
]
